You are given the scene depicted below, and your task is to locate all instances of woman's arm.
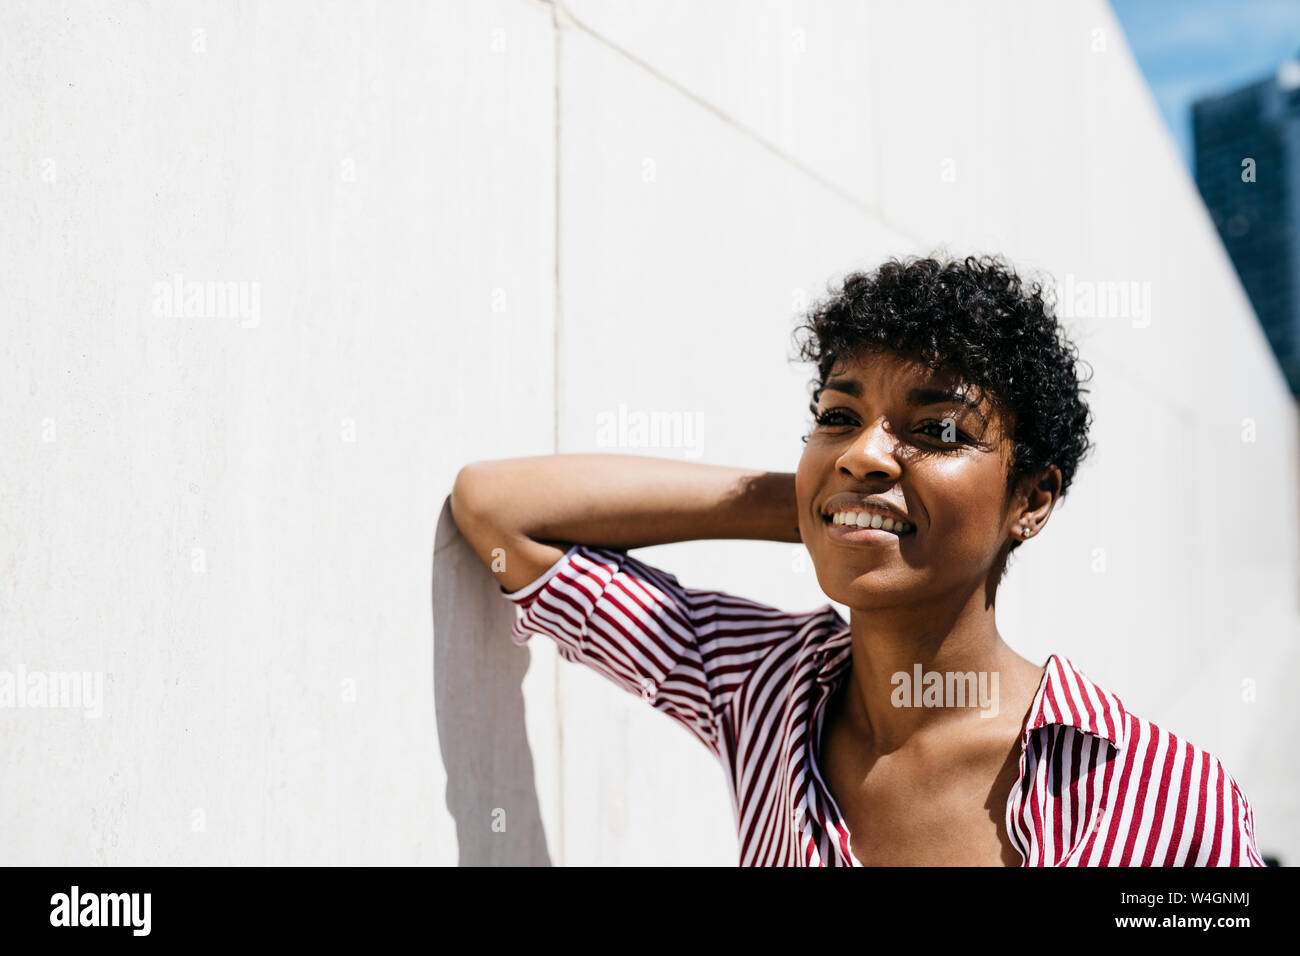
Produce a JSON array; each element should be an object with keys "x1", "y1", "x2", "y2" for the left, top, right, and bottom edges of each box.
[{"x1": 449, "y1": 454, "x2": 800, "y2": 593}]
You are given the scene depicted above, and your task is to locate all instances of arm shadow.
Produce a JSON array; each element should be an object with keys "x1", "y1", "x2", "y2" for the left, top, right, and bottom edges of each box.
[{"x1": 432, "y1": 496, "x2": 552, "y2": 866}]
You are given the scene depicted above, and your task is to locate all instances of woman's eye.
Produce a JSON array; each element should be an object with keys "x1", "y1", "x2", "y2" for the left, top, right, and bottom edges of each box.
[
  {"x1": 814, "y1": 409, "x2": 856, "y2": 427},
  {"x1": 917, "y1": 421, "x2": 966, "y2": 443},
  {"x1": 810, "y1": 410, "x2": 971, "y2": 445}
]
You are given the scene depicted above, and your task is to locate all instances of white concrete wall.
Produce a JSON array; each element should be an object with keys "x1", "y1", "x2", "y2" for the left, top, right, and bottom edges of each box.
[{"x1": 3, "y1": 0, "x2": 1295, "y2": 866}]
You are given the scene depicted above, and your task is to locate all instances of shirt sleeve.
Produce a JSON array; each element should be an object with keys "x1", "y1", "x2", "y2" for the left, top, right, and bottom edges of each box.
[
  {"x1": 500, "y1": 543, "x2": 811, "y2": 759},
  {"x1": 1219, "y1": 773, "x2": 1267, "y2": 867},
  {"x1": 1177, "y1": 755, "x2": 1268, "y2": 867}
]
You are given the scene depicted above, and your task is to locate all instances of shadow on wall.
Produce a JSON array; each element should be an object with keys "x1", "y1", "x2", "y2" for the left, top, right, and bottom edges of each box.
[{"x1": 432, "y1": 497, "x2": 552, "y2": 866}]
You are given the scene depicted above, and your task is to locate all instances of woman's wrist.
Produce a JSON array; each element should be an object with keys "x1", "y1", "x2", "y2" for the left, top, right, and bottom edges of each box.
[{"x1": 721, "y1": 470, "x2": 801, "y2": 544}]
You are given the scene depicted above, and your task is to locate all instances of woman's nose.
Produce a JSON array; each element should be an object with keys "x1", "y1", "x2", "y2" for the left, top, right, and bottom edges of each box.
[{"x1": 836, "y1": 419, "x2": 901, "y2": 480}]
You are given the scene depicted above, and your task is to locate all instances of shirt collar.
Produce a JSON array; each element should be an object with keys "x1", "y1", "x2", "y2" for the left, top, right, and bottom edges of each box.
[
  {"x1": 813, "y1": 621, "x2": 853, "y2": 685},
  {"x1": 813, "y1": 628, "x2": 1129, "y2": 752},
  {"x1": 1021, "y1": 653, "x2": 1129, "y2": 751}
]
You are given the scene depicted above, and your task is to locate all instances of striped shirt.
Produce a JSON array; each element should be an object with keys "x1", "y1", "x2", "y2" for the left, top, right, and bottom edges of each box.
[{"x1": 503, "y1": 544, "x2": 1265, "y2": 866}]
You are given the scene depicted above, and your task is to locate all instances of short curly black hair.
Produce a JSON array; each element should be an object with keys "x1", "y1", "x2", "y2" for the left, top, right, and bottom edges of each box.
[{"x1": 792, "y1": 253, "x2": 1095, "y2": 558}]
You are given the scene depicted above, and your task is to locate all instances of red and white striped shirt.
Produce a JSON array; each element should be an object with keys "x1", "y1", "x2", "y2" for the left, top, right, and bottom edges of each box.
[{"x1": 503, "y1": 544, "x2": 1265, "y2": 866}]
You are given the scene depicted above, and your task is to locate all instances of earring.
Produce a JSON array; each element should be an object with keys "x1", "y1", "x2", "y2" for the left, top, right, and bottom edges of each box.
[{"x1": 1022, "y1": 524, "x2": 1033, "y2": 536}]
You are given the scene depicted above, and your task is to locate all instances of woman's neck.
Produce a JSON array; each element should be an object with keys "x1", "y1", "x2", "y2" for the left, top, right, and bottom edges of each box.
[{"x1": 839, "y1": 581, "x2": 1042, "y2": 754}]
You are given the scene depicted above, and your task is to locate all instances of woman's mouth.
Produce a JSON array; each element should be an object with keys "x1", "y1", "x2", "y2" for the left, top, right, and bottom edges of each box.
[{"x1": 822, "y1": 509, "x2": 916, "y2": 542}]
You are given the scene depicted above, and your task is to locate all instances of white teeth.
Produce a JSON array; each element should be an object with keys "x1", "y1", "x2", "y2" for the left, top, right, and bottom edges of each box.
[{"x1": 830, "y1": 511, "x2": 913, "y2": 534}]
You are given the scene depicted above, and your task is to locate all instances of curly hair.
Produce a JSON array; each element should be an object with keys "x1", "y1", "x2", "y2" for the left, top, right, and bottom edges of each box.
[{"x1": 792, "y1": 253, "x2": 1095, "y2": 558}]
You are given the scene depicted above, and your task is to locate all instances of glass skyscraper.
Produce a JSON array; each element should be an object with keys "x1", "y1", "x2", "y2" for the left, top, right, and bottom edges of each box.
[{"x1": 1193, "y1": 57, "x2": 1300, "y2": 395}]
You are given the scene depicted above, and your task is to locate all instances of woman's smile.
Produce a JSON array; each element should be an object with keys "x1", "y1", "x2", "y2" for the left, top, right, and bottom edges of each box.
[{"x1": 822, "y1": 512, "x2": 916, "y2": 546}]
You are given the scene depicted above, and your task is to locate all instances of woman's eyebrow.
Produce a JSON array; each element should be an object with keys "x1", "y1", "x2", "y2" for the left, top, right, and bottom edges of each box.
[
  {"x1": 822, "y1": 378, "x2": 862, "y2": 397},
  {"x1": 907, "y1": 386, "x2": 987, "y2": 425}
]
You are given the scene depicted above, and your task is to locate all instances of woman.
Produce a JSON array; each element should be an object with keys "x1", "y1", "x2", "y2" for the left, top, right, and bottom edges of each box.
[{"x1": 450, "y1": 254, "x2": 1264, "y2": 867}]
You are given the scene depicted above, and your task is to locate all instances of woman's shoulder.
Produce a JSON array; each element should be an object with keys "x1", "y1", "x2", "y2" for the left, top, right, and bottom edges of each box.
[
  {"x1": 1041, "y1": 653, "x2": 1250, "y2": 791},
  {"x1": 1037, "y1": 653, "x2": 1264, "y2": 866}
]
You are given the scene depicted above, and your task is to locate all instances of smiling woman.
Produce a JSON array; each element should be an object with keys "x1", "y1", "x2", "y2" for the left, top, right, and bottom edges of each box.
[
  {"x1": 449, "y1": 253, "x2": 1265, "y2": 867},
  {"x1": 794, "y1": 254, "x2": 1095, "y2": 587}
]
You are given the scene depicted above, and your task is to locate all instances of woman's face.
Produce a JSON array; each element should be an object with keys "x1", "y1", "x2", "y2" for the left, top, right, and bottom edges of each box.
[{"x1": 796, "y1": 348, "x2": 1025, "y2": 605}]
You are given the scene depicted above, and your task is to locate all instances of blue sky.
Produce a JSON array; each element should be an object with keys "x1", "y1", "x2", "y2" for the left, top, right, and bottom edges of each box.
[{"x1": 1109, "y1": 0, "x2": 1300, "y2": 170}]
